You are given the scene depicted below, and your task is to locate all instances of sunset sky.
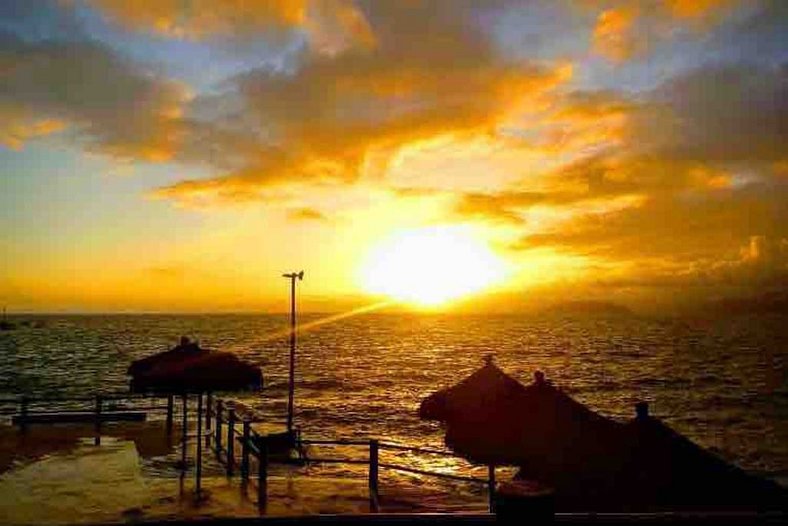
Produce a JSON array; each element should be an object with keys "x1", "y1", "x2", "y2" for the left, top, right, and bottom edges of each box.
[{"x1": 1, "y1": 1, "x2": 786, "y2": 313}]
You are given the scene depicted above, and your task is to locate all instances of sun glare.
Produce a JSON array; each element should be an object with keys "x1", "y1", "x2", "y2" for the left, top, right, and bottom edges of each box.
[{"x1": 359, "y1": 226, "x2": 508, "y2": 307}]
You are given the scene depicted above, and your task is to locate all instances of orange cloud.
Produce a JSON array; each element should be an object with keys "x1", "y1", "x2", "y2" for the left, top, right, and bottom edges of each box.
[
  {"x1": 664, "y1": 0, "x2": 736, "y2": 19},
  {"x1": 150, "y1": 0, "x2": 575, "y2": 208},
  {"x1": 593, "y1": 6, "x2": 640, "y2": 62},
  {"x1": 590, "y1": 0, "x2": 743, "y2": 62},
  {"x1": 288, "y1": 207, "x2": 329, "y2": 221},
  {"x1": 88, "y1": 0, "x2": 307, "y2": 38},
  {"x1": 0, "y1": 36, "x2": 189, "y2": 161},
  {"x1": 87, "y1": 0, "x2": 375, "y2": 55},
  {"x1": 0, "y1": 116, "x2": 65, "y2": 150}
]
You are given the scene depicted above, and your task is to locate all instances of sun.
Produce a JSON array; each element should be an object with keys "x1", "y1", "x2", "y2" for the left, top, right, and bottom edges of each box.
[{"x1": 359, "y1": 226, "x2": 508, "y2": 308}]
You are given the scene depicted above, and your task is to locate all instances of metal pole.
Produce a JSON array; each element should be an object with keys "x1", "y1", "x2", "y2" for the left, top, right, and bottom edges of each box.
[
  {"x1": 369, "y1": 439, "x2": 380, "y2": 512},
  {"x1": 257, "y1": 437, "x2": 268, "y2": 510},
  {"x1": 166, "y1": 394, "x2": 174, "y2": 435},
  {"x1": 215, "y1": 399, "x2": 223, "y2": 454},
  {"x1": 227, "y1": 408, "x2": 236, "y2": 475},
  {"x1": 94, "y1": 395, "x2": 103, "y2": 445},
  {"x1": 195, "y1": 393, "x2": 203, "y2": 495},
  {"x1": 287, "y1": 275, "x2": 296, "y2": 433},
  {"x1": 181, "y1": 393, "x2": 188, "y2": 468},
  {"x1": 241, "y1": 419, "x2": 251, "y2": 479},
  {"x1": 19, "y1": 396, "x2": 28, "y2": 434},
  {"x1": 488, "y1": 464, "x2": 496, "y2": 512}
]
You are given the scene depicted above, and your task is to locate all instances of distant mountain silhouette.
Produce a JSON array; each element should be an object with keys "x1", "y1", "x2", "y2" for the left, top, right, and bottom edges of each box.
[
  {"x1": 708, "y1": 291, "x2": 788, "y2": 315},
  {"x1": 543, "y1": 300, "x2": 633, "y2": 317}
]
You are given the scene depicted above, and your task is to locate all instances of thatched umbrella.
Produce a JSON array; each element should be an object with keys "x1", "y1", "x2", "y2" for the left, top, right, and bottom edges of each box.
[
  {"x1": 127, "y1": 336, "x2": 262, "y2": 495},
  {"x1": 420, "y1": 359, "x2": 787, "y2": 511},
  {"x1": 128, "y1": 336, "x2": 262, "y2": 393},
  {"x1": 419, "y1": 356, "x2": 623, "y2": 479},
  {"x1": 614, "y1": 403, "x2": 787, "y2": 510}
]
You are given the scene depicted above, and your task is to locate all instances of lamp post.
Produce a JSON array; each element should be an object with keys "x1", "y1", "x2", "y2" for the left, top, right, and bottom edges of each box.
[{"x1": 282, "y1": 271, "x2": 304, "y2": 433}]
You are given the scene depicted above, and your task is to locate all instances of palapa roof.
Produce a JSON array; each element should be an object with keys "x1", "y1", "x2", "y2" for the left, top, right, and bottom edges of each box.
[
  {"x1": 616, "y1": 406, "x2": 787, "y2": 509},
  {"x1": 419, "y1": 357, "x2": 622, "y2": 471},
  {"x1": 128, "y1": 337, "x2": 262, "y2": 393},
  {"x1": 419, "y1": 359, "x2": 787, "y2": 511}
]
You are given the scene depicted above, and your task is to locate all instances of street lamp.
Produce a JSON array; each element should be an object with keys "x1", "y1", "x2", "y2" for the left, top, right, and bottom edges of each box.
[{"x1": 282, "y1": 271, "x2": 304, "y2": 433}]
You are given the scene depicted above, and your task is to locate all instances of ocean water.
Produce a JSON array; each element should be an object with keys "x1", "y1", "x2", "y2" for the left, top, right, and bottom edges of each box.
[{"x1": 1, "y1": 312, "x2": 786, "y2": 483}]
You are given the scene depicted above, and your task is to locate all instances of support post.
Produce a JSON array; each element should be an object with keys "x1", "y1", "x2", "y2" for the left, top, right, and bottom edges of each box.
[
  {"x1": 282, "y1": 270, "x2": 303, "y2": 434},
  {"x1": 257, "y1": 437, "x2": 268, "y2": 510},
  {"x1": 181, "y1": 393, "x2": 188, "y2": 468},
  {"x1": 214, "y1": 400, "x2": 223, "y2": 454},
  {"x1": 287, "y1": 275, "x2": 296, "y2": 434},
  {"x1": 368, "y1": 439, "x2": 379, "y2": 512},
  {"x1": 94, "y1": 395, "x2": 103, "y2": 443},
  {"x1": 19, "y1": 396, "x2": 28, "y2": 433},
  {"x1": 488, "y1": 464, "x2": 496, "y2": 512},
  {"x1": 195, "y1": 393, "x2": 203, "y2": 495},
  {"x1": 226, "y1": 408, "x2": 236, "y2": 475},
  {"x1": 206, "y1": 392, "x2": 213, "y2": 431},
  {"x1": 166, "y1": 394, "x2": 174, "y2": 435},
  {"x1": 241, "y1": 419, "x2": 251, "y2": 480}
]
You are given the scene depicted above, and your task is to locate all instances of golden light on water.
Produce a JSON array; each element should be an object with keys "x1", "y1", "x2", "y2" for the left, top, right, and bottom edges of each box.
[{"x1": 359, "y1": 226, "x2": 509, "y2": 308}]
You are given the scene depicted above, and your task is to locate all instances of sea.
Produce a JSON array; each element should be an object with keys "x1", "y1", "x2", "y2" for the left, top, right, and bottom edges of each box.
[{"x1": 1, "y1": 312, "x2": 787, "y2": 487}]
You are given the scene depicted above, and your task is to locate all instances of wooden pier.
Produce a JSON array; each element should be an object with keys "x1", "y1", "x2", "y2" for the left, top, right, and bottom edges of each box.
[
  {"x1": 205, "y1": 396, "x2": 497, "y2": 514},
  {"x1": 0, "y1": 393, "x2": 497, "y2": 513},
  {"x1": 2, "y1": 394, "x2": 784, "y2": 524}
]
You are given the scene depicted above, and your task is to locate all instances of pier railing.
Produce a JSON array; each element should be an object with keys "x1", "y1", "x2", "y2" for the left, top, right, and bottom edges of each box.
[
  {"x1": 0, "y1": 393, "x2": 496, "y2": 512},
  {"x1": 208, "y1": 397, "x2": 497, "y2": 513},
  {"x1": 0, "y1": 392, "x2": 184, "y2": 434}
]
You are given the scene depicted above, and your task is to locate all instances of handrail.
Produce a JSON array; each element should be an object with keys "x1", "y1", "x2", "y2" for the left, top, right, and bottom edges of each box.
[
  {"x1": 0, "y1": 392, "x2": 175, "y2": 404},
  {"x1": 204, "y1": 397, "x2": 498, "y2": 513},
  {"x1": 300, "y1": 438, "x2": 371, "y2": 446},
  {"x1": 304, "y1": 457, "x2": 371, "y2": 465},
  {"x1": 377, "y1": 463, "x2": 488, "y2": 484},
  {"x1": 378, "y1": 442, "x2": 460, "y2": 457}
]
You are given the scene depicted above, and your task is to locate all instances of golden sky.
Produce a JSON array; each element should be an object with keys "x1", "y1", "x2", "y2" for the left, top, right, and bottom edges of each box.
[{"x1": 1, "y1": 1, "x2": 786, "y2": 313}]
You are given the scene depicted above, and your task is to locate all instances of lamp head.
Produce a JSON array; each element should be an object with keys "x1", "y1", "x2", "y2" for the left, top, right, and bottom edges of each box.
[{"x1": 297, "y1": 270, "x2": 304, "y2": 280}]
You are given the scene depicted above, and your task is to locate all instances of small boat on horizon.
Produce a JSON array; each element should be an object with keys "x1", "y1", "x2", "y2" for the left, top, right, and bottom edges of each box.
[{"x1": 1, "y1": 307, "x2": 16, "y2": 331}]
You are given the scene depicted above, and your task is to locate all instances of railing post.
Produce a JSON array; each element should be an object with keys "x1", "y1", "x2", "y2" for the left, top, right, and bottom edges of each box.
[
  {"x1": 257, "y1": 437, "x2": 268, "y2": 510},
  {"x1": 214, "y1": 400, "x2": 223, "y2": 454},
  {"x1": 181, "y1": 393, "x2": 188, "y2": 468},
  {"x1": 166, "y1": 394, "x2": 174, "y2": 435},
  {"x1": 488, "y1": 464, "x2": 496, "y2": 512},
  {"x1": 19, "y1": 396, "x2": 28, "y2": 433},
  {"x1": 196, "y1": 393, "x2": 203, "y2": 495},
  {"x1": 368, "y1": 439, "x2": 379, "y2": 512},
  {"x1": 226, "y1": 408, "x2": 236, "y2": 475},
  {"x1": 241, "y1": 419, "x2": 251, "y2": 480},
  {"x1": 205, "y1": 392, "x2": 213, "y2": 432},
  {"x1": 94, "y1": 395, "x2": 103, "y2": 443}
]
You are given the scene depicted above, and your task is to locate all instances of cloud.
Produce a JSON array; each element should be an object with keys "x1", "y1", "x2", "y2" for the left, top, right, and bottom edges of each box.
[
  {"x1": 646, "y1": 63, "x2": 788, "y2": 163},
  {"x1": 0, "y1": 33, "x2": 190, "y2": 160},
  {"x1": 442, "y1": 59, "x2": 788, "y2": 299},
  {"x1": 592, "y1": 6, "x2": 641, "y2": 62},
  {"x1": 738, "y1": 235, "x2": 788, "y2": 276},
  {"x1": 87, "y1": 0, "x2": 308, "y2": 38},
  {"x1": 590, "y1": 0, "x2": 742, "y2": 62},
  {"x1": 288, "y1": 207, "x2": 329, "y2": 221},
  {"x1": 87, "y1": 0, "x2": 375, "y2": 55},
  {"x1": 664, "y1": 0, "x2": 737, "y2": 19},
  {"x1": 151, "y1": 1, "x2": 574, "y2": 206}
]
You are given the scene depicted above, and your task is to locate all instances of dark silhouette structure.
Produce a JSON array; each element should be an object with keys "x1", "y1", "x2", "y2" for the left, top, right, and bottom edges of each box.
[
  {"x1": 127, "y1": 336, "x2": 262, "y2": 393},
  {"x1": 420, "y1": 359, "x2": 786, "y2": 511},
  {"x1": 127, "y1": 336, "x2": 262, "y2": 494},
  {"x1": 282, "y1": 270, "x2": 304, "y2": 434}
]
